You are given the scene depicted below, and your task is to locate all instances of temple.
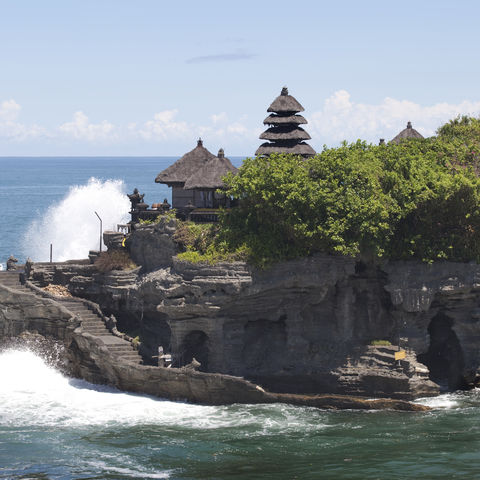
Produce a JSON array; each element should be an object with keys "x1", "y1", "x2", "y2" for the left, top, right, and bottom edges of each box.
[
  {"x1": 155, "y1": 138, "x2": 216, "y2": 209},
  {"x1": 256, "y1": 87, "x2": 316, "y2": 157},
  {"x1": 391, "y1": 121, "x2": 424, "y2": 144},
  {"x1": 183, "y1": 148, "x2": 238, "y2": 209},
  {"x1": 151, "y1": 140, "x2": 237, "y2": 222}
]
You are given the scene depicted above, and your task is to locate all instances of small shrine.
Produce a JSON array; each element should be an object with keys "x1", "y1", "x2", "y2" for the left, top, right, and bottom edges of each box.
[
  {"x1": 391, "y1": 121, "x2": 424, "y2": 144},
  {"x1": 154, "y1": 140, "x2": 237, "y2": 222},
  {"x1": 256, "y1": 87, "x2": 316, "y2": 157},
  {"x1": 155, "y1": 138, "x2": 216, "y2": 210},
  {"x1": 183, "y1": 148, "x2": 238, "y2": 209}
]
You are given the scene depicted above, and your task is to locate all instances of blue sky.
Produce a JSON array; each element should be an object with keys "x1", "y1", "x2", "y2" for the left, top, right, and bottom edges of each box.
[{"x1": 1, "y1": 0, "x2": 480, "y2": 155}]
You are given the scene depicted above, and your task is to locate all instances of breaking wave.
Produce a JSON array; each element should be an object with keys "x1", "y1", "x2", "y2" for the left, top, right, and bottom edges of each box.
[
  {"x1": 22, "y1": 178, "x2": 130, "y2": 261},
  {"x1": 0, "y1": 350, "x2": 328, "y2": 433}
]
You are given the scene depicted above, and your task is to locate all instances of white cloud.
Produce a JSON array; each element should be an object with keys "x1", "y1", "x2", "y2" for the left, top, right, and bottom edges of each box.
[
  {"x1": 137, "y1": 109, "x2": 189, "y2": 140},
  {"x1": 210, "y1": 112, "x2": 228, "y2": 124},
  {"x1": 226, "y1": 122, "x2": 248, "y2": 135},
  {"x1": 0, "y1": 99, "x2": 47, "y2": 141},
  {"x1": 59, "y1": 111, "x2": 116, "y2": 142},
  {"x1": 308, "y1": 90, "x2": 480, "y2": 145},
  {"x1": 0, "y1": 99, "x2": 21, "y2": 121}
]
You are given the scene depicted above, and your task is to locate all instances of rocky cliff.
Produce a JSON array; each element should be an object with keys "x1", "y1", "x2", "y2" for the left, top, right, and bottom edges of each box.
[{"x1": 13, "y1": 220, "x2": 480, "y2": 403}]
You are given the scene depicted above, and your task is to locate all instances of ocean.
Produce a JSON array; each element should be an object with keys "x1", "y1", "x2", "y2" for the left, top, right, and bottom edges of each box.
[{"x1": 0, "y1": 157, "x2": 479, "y2": 479}]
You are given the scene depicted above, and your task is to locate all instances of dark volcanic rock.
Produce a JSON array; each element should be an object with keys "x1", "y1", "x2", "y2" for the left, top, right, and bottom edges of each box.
[
  {"x1": 127, "y1": 217, "x2": 178, "y2": 272},
  {"x1": 19, "y1": 232, "x2": 480, "y2": 402},
  {"x1": 0, "y1": 280, "x2": 428, "y2": 411}
]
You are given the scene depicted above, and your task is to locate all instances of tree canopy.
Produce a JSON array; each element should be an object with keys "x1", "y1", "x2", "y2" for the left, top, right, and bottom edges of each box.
[{"x1": 216, "y1": 116, "x2": 480, "y2": 266}]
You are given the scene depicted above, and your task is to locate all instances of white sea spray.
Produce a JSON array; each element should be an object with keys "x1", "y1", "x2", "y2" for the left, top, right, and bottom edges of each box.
[{"x1": 22, "y1": 177, "x2": 130, "y2": 261}]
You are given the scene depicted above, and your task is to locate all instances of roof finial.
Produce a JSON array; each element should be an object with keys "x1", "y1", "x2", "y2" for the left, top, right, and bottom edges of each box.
[
  {"x1": 217, "y1": 148, "x2": 224, "y2": 158},
  {"x1": 407, "y1": 121, "x2": 412, "y2": 129},
  {"x1": 197, "y1": 138, "x2": 203, "y2": 147},
  {"x1": 281, "y1": 86, "x2": 288, "y2": 96}
]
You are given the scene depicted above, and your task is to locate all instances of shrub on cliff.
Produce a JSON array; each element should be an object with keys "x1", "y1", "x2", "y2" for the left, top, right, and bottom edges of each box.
[
  {"x1": 95, "y1": 250, "x2": 137, "y2": 273},
  {"x1": 174, "y1": 221, "x2": 248, "y2": 264}
]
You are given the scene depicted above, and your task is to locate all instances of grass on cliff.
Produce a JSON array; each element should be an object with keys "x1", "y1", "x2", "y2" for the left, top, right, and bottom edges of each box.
[
  {"x1": 95, "y1": 250, "x2": 137, "y2": 273},
  {"x1": 174, "y1": 221, "x2": 248, "y2": 264}
]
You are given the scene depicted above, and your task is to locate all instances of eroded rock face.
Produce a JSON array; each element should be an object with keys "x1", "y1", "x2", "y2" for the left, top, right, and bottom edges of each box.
[
  {"x1": 127, "y1": 217, "x2": 178, "y2": 272},
  {"x1": 57, "y1": 255, "x2": 439, "y2": 399},
  {"x1": 24, "y1": 240, "x2": 480, "y2": 400},
  {"x1": 0, "y1": 282, "x2": 430, "y2": 411},
  {"x1": 384, "y1": 261, "x2": 480, "y2": 390}
]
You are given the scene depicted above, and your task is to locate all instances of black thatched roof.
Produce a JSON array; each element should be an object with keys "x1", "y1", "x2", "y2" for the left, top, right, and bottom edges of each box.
[
  {"x1": 267, "y1": 87, "x2": 305, "y2": 114},
  {"x1": 257, "y1": 87, "x2": 316, "y2": 158},
  {"x1": 183, "y1": 148, "x2": 238, "y2": 190},
  {"x1": 155, "y1": 139, "x2": 216, "y2": 185},
  {"x1": 264, "y1": 114, "x2": 307, "y2": 125},
  {"x1": 391, "y1": 122, "x2": 424, "y2": 144},
  {"x1": 256, "y1": 142, "x2": 316, "y2": 157},
  {"x1": 260, "y1": 126, "x2": 311, "y2": 141}
]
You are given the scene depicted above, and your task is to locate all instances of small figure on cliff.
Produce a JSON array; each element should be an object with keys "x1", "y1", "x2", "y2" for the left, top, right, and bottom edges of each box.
[
  {"x1": 24, "y1": 257, "x2": 33, "y2": 279},
  {"x1": 6, "y1": 255, "x2": 18, "y2": 271},
  {"x1": 127, "y1": 188, "x2": 145, "y2": 211},
  {"x1": 161, "y1": 198, "x2": 171, "y2": 212}
]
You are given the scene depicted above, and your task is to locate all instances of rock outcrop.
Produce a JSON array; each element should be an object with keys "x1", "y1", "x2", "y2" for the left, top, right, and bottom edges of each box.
[
  {"x1": 0, "y1": 271, "x2": 428, "y2": 411},
  {"x1": 9, "y1": 221, "x2": 480, "y2": 404}
]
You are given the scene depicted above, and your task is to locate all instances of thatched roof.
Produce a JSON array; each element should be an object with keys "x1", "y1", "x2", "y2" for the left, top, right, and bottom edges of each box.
[
  {"x1": 260, "y1": 126, "x2": 311, "y2": 141},
  {"x1": 391, "y1": 122, "x2": 424, "y2": 144},
  {"x1": 267, "y1": 87, "x2": 304, "y2": 114},
  {"x1": 155, "y1": 139, "x2": 216, "y2": 185},
  {"x1": 255, "y1": 142, "x2": 316, "y2": 157},
  {"x1": 184, "y1": 148, "x2": 238, "y2": 190},
  {"x1": 264, "y1": 114, "x2": 307, "y2": 126}
]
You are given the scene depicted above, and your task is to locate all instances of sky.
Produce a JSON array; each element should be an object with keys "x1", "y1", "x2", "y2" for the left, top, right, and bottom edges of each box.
[{"x1": 1, "y1": 0, "x2": 480, "y2": 156}]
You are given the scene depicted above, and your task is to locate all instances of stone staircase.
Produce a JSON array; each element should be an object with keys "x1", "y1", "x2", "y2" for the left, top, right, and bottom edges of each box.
[
  {"x1": 0, "y1": 271, "x2": 25, "y2": 290},
  {"x1": 0, "y1": 271, "x2": 142, "y2": 365}
]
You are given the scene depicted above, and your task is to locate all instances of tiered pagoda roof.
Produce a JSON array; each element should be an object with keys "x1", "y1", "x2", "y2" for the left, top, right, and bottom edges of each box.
[
  {"x1": 256, "y1": 87, "x2": 316, "y2": 157},
  {"x1": 391, "y1": 122, "x2": 424, "y2": 144},
  {"x1": 184, "y1": 148, "x2": 238, "y2": 190},
  {"x1": 155, "y1": 139, "x2": 216, "y2": 186}
]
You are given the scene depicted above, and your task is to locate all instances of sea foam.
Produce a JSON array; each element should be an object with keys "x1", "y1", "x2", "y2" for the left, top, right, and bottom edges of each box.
[
  {"x1": 22, "y1": 177, "x2": 130, "y2": 261},
  {"x1": 0, "y1": 350, "x2": 327, "y2": 432}
]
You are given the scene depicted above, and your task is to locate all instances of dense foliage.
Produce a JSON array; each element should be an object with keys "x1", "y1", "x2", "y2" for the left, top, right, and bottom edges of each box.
[{"x1": 215, "y1": 116, "x2": 480, "y2": 266}]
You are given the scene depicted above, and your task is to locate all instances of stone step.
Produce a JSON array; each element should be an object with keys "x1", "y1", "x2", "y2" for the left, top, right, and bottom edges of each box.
[
  {"x1": 81, "y1": 314, "x2": 101, "y2": 320},
  {"x1": 113, "y1": 351, "x2": 141, "y2": 357},
  {"x1": 81, "y1": 321, "x2": 105, "y2": 326},
  {"x1": 107, "y1": 344, "x2": 136, "y2": 351},
  {"x1": 109, "y1": 349, "x2": 138, "y2": 356},
  {"x1": 110, "y1": 351, "x2": 142, "y2": 360},
  {"x1": 62, "y1": 305, "x2": 90, "y2": 312},
  {"x1": 81, "y1": 317, "x2": 103, "y2": 322},
  {"x1": 83, "y1": 328, "x2": 109, "y2": 334},
  {"x1": 60, "y1": 306, "x2": 90, "y2": 312}
]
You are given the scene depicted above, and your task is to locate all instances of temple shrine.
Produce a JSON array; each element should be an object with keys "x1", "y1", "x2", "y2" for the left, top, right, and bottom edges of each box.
[
  {"x1": 391, "y1": 121, "x2": 424, "y2": 144},
  {"x1": 127, "y1": 87, "x2": 424, "y2": 226},
  {"x1": 256, "y1": 87, "x2": 316, "y2": 157}
]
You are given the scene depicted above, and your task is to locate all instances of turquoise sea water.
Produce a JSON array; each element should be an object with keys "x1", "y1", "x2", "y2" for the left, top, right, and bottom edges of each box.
[{"x1": 0, "y1": 157, "x2": 480, "y2": 479}]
